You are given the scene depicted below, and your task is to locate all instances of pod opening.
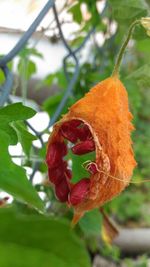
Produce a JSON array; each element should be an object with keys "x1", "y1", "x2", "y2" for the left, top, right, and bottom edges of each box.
[{"x1": 46, "y1": 119, "x2": 98, "y2": 206}]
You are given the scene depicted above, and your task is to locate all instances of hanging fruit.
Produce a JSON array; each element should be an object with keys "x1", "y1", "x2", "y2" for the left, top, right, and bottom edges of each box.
[
  {"x1": 46, "y1": 17, "x2": 150, "y2": 224},
  {"x1": 46, "y1": 76, "x2": 137, "y2": 224}
]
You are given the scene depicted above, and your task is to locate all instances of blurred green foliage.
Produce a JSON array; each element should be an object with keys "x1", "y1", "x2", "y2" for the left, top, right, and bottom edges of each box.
[
  {"x1": 0, "y1": 207, "x2": 90, "y2": 267},
  {"x1": 0, "y1": 0, "x2": 150, "y2": 266}
]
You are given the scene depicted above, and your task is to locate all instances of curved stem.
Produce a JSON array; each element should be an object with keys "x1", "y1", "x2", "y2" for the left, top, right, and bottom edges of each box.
[{"x1": 112, "y1": 20, "x2": 140, "y2": 77}]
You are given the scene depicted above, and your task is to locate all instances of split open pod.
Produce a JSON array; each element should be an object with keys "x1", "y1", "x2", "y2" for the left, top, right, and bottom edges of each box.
[{"x1": 46, "y1": 76, "x2": 137, "y2": 224}]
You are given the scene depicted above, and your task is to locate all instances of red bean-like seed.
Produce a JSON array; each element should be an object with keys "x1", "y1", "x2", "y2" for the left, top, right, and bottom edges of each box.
[
  {"x1": 71, "y1": 140, "x2": 95, "y2": 155},
  {"x1": 60, "y1": 123, "x2": 79, "y2": 143},
  {"x1": 46, "y1": 143, "x2": 62, "y2": 168},
  {"x1": 48, "y1": 161, "x2": 66, "y2": 185},
  {"x1": 87, "y1": 162, "x2": 98, "y2": 175},
  {"x1": 60, "y1": 142, "x2": 68, "y2": 156},
  {"x1": 65, "y1": 169, "x2": 72, "y2": 180},
  {"x1": 77, "y1": 125, "x2": 92, "y2": 141},
  {"x1": 46, "y1": 142, "x2": 67, "y2": 168},
  {"x1": 55, "y1": 178, "x2": 70, "y2": 202},
  {"x1": 47, "y1": 119, "x2": 96, "y2": 205},
  {"x1": 69, "y1": 178, "x2": 90, "y2": 206},
  {"x1": 68, "y1": 119, "x2": 82, "y2": 128}
]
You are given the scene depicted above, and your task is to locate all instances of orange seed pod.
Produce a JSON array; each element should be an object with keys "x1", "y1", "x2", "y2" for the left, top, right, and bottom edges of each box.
[{"x1": 46, "y1": 76, "x2": 137, "y2": 224}]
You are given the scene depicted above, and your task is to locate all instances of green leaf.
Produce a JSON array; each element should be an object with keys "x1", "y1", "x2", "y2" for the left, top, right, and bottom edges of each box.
[
  {"x1": 43, "y1": 93, "x2": 63, "y2": 115},
  {"x1": 0, "y1": 121, "x2": 18, "y2": 145},
  {"x1": 0, "y1": 103, "x2": 36, "y2": 145},
  {"x1": 19, "y1": 46, "x2": 43, "y2": 59},
  {"x1": 0, "y1": 67, "x2": 5, "y2": 83},
  {"x1": 26, "y1": 60, "x2": 37, "y2": 80},
  {"x1": 66, "y1": 150, "x2": 95, "y2": 183},
  {"x1": 123, "y1": 79, "x2": 142, "y2": 123},
  {"x1": 79, "y1": 209, "x2": 102, "y2": 237},
  {"x1": 0, "y1": 57, "x2": 12, "y2": 84},
  {"x1": 0, "y1": 102, "x2": 36, "y2": 121},
  {"x1": 108, "y1": 0, "x2": 148, "y2": 23},
  {"x1": 69, "y1": 3, "x2": 82, "y2": 24},
  {"x1": 11, "y1": 121, "x2": 37, "y2": 157},
  {"x1": 0, "y1": 208, "x2": 91, "y2": 267},
  {"x1": 39, "y1": 70, "x2": 67, "y2": 90},
  {"x1": 0, "y1": 130, "x2": 44, "y2": 211},
  {"x1": 38, "y1": 145, "x2": 47, "y2": 173},
  {"x1": 38, "y1": 73, "x2": 56, "y2": 88},
  {"x1": 106, "y1": 190, "x2": 144, "y2": 223},
  {"x1": 136, "y1": 39, "x2": 150, "y2": 53},
  {"x1": 27, "y1": 47, "x2": 43, "y2": 59},
  {"x1": 133, "y1": 25, "x2": 148, "y2": 40},
  {"x1": 87, "y1": 2, "x2": 100, "y2": 26},
  {"x1": 126, "y1": 64, "x2": 150, "y2": 87},
  {"x1": 70, "y1": 36, "x2": 86, "y2": 48},
  {"x1": 0, "y1": 244, "x2": 67, "y2": 267},
  {"x1": 18, "y1": 59, "x2": 37, "y2": 81}
]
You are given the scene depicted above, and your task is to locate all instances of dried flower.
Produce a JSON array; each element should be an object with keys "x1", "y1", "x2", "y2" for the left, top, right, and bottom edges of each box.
[{"x1": 141, "y1": 17, "x2": 150, "y2": 36}]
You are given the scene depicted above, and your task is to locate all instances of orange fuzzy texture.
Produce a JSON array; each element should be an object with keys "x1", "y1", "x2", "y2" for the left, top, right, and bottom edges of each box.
[{"x1": 49, "y1": 76, "x2": 137, "y2": 223}]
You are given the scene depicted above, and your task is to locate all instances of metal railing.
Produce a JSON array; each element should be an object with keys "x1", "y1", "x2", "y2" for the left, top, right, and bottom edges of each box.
[{"x1": 0, "y1": 0, "x2": 95, "y2": 180}]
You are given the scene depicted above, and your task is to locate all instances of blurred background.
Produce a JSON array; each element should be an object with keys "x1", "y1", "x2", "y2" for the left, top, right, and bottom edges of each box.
[{"x1": 0, "y1": 0, "x2": 150, "y2": 266}]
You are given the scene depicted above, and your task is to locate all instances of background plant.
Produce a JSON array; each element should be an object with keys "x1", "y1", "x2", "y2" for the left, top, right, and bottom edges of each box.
[{"x1": 0, "y1": 0, "x2": 150, "y2": 266}]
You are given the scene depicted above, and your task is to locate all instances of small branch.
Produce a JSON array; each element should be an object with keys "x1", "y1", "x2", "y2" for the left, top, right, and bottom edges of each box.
[{"x1": 112, "y1": 20, "x2": 140, "y2": 77}]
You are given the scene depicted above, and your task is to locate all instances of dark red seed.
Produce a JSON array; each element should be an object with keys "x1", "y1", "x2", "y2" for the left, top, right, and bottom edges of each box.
[
  {"x1": 60, "y1": 122, "x2": 79, "y2": 143},
  {"x1": 65, "y1": 169, "x2": 72, "y2": 180},
  {"x1": 87, "y1": 162, "x2": 98, "y2": 175},
  {"x1": 46, "y1": 142, "x2": 67, "y2": 168},
  {"x1": 55, "y1": 178, "x2": 70, "y2": 202},
  {"x1": 71, "y1": 140, "x2": 95, "y2": 155},
  {"x1": 46, "y1": 143, "x2": 62, "y2": 168},
  {"x1": 77, "y1": 125, "x2": 92, "y2": 141},
  {"x1": 60, "y1": 142, "x2": 68, "y2": 156},
  {"x1": 69, "y1": 178, "x2": 90, "y2": 206},
  {"x1": 48, "y1": 161, "x2": 66, "y2": 185},
  {"x1": 68, "y1": 119, "x2": 82, "y2": 128}
]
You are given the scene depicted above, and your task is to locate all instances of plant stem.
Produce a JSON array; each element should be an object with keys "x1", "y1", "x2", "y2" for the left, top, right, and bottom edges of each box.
[{"x1": 112, "y1": 20, "x2": 140, "y2": 77}]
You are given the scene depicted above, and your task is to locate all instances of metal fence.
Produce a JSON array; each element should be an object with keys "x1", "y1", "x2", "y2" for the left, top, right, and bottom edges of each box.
[{"x1": 0, "y1": 0, "x2": 94, "y2": 180}]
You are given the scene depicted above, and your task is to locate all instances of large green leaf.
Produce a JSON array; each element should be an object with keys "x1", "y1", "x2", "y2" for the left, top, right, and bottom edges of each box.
[
  {"x1": 0, "y1": 208, "x2": 91, "y2": 267},
  {"x1": 0, "y1": 102, "x2": 36, "y2": 120},
  {"x1": 0, "y1": 244, "x2": 66, "y2": 267},
  {"x1": 0, "y1": 103, "x2": 36, "y2": 145},
  {"x1": 108, "y1": 0, "x2": 148, "y2": 22},
  {"x1": 12, "y1": 121, "x2": 37, "y2": 157},
  {"x1": 0, "y1": 130, "x2": 44, "y2": 211}
]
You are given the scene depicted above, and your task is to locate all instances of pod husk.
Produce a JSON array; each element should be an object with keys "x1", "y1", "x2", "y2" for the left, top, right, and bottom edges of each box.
[{"x1": 47, "y1": 76, "x2": 137, "y2": 224}]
